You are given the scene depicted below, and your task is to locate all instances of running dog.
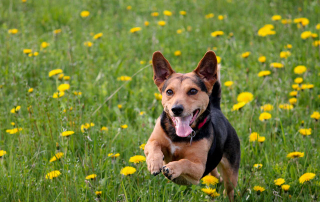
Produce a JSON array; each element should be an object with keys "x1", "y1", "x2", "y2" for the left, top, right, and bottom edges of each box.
[{"x1": 144, "y1": 51, "x2": 240, "y2": 201}]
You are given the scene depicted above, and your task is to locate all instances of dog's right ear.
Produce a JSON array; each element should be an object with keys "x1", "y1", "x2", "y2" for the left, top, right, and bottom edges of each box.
[{"x1": 152, "y1": 51, "x2": 175, "y2": 89}]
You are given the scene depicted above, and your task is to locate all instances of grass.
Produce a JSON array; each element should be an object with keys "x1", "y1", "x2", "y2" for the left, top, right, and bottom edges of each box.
[{"x1": 0, "y1": 0, "x2": 319, "y2": 201}]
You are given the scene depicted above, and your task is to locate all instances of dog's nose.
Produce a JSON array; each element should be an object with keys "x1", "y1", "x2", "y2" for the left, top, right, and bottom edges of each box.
[{"x1": 171, "y1": 105, "x2": 184, "y2": 116}]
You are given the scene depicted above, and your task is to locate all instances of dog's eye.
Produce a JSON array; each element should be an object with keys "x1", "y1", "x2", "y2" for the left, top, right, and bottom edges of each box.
[
  {"x1": 188, "y1": 88, "x2": 198, "y2": 95},
  {"x1": 166, "y1": 89, "x2": 174, "y2": 96}
]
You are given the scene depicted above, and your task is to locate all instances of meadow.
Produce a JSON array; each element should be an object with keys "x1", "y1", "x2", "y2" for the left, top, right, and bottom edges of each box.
[{"x1": 0, "y1": 0, "x2": 320, "y2": 201}]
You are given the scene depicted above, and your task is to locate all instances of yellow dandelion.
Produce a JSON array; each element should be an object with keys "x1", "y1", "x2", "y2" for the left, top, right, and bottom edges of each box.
[
  {"x1": 258, "y1": 136, "x2": 265, "y2": 142},
  {"x1": 294, "y1": 17, "x2": 309, "y2": 27},
  {"x1": 139, "y1": 143, "x2": 145, "y2": 150},
  {"x1": 126, "y1": 6, "x2": 132, "y2": 10},
  {"x1": 216, "y1": 56, "x2": 221, "y2": 64},
  {"x1": 80, "y1": 11, "x2": 90, "y2": 18},
  {"x1": 23, "y1": 49, "x2": 32, "y2": 54},
  {"x1": 174, "y1": 50, "x2": 181, "y2": 56},
  {"x1": 108, "y1": 153, "x2": 120, "y2": 158},
  {"x1": 120, "y1": 124, "x2": 128, "y2": 129},
  {"x1": 158, "y1": 21, "x2": 166, "y2": 26},
  {"x1": 218, "y1": 15, "x2": 224, "y2": 20},
  {"x1": 95, "y1": 191, "x2": 102, "y2": 196},
  {"x1": 281, "y1": 19, "x2": 292, "y2": 24},
  {"x1": 118, "y1": 104, "x2": 122, "y2": 109},
  {"x1": 129, "y1": 155, "x2": 146, "y2": 163},
  {"x1": 179, "y1": 11, "x2": 186, "y2": 15},
  {"x1": 253, "y1": 164, "x2": 263, "y2": 169},
  {"x1": 101, "y1": 126, "x2": 108, "y2": 131},
  {"x1": 313, "y1": 40, "x2": 320, "y2": 47},
  {"x1": 53, "y1": 91, "x2": 65, "y2": 98},
  {"x1": 299, "y1": 128, "x2": 312, "y2": 136},
  {"x1": 287, "y1": 152, "x2": 304, "y2": 158},
  {"x1": 232, "y1": 102, "x2": 246, "y2": 111},
  {"x1": 117, "y1": 76, "x2": 132, "y2": 81},
  {"x1": 85, "y1": 174, "x2": 97, "y2": 180},
  {"x1": 224, "y1": 81, "x2": 233, "y2": 87},
  {"x1": 154, "y1": 93, "x2": 162, "y2": 100},
  {"x1": 201, "y1": 175, "x2": 219, "y2": 186},
  {"x1": 258, "y1": 56, "x2": 266, "y2": 63},
  {"x1": 144, "y1": 21, "x2": 149, "y2": 26},
  {"x1": 281, "y1": 185, "x2": 290, "y2": 191},
  {"x1": 0, "y1": 150, "x2": 7, "y2": 157},
  {"x1": 49, "y1": 152, "x2": 64, "y2": 162},
  {"x1": 41, "y1": 42, "x2": 49, "y2": 49},
  {"x1": 60, "y1": 131, "x2": 74, "y2": 137},
  {"x1": 151, "y1": 12, "x2": 159, "y2": 17},
  {"x1": 120, "y1": 166, "x2": 136, "y2": 176},
  {"x1": 258, "y1": 70, "x2": 271, "y2": 77},
  {"x1": 300, "y1": 31, "x2": 312, "y2": 39},
  {"x1": 237, "y1": 92, "x2": 254, "y2": 103},
  {"x1": 299, "y1": 173, "x2": 316, "y2": 184},
  {"x1": 289, "y1": 98, "x2": 297, "y2": 105},
  {"x1": 280, "y1": 51, "x2": 291, "y2": 58},
  {"x1": 294, "y1": 77, "x2": 303, "y2": 84},
  {"x1": 8, "y1": 29, "x2": 18, "y2": 34},
  {"x1": 289, "y1": 91, "x2": 298, "y2": 97},
  {"x1": 258, "y1": 24, "x2": 276, "y2": 37},
  {"x1": 84, "y1": 41, "x2": 93, "y2": 47},
  {"x1": 45, "y1": 170, "x2": 61, "y2": 179},
  {"x1": 270, "y1": 62, "x2": 284, "y2": 68},
  {"x1": 53, "y1": 29, "x2": 62, "y2": 34},
  {"x1": 130, "y1": 27, "x2": 141, "y2": 33},
  {"x1": 310, "y1": 111, "x2": 320, "y2": 120},
  {"x1": 201, "y1": 188, "x2": 220, "y2": 198},
  {"x1": 274, "y1": 178, "x2": 285, "y2": 186},
  {"x1": 253, "y1": 186, "x2": 265, "y2": 193},
  {"x1": 49, "y1": 69, "x2": 63, "y2": 77},
  {"x1": 163, "y1": 10, "x2": 172, "y2": 16},
  {"x1": 211, "y1": 31, "x2": 224, "y2": 37},
  {"x1": 260, "y1": 104, "x2": 273, "y2": 111},
  {"x1": 279, "y1": 104, "x2": 293, "y2": 110},
  {"x1": 176, "y1": 29, "x2": 183, "y2": 34},
  {"x1": 57, "y1": 84, "x2": 70, "y2": 92},
  {"x1": 272, "y1": 15, "x2": 281, "y2": 21},
  {"x1": 294, "y1": 65, "x2": 307, "y2": 74},
  {"x1": 249, "y1": 132, "x2": 259, "y2": 142},
  {"x1": 63, "y1": 76, "x2": 70, "y2": 81},
  {"x1": 93, "y1": 33, "x2": 103, "y2": 40},
  {"x1": 205, "y1": 13, "x2": 214, "y2": 19}
]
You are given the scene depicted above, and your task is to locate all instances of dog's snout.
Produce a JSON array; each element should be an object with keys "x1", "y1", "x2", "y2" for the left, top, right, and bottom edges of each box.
[{"x1": 171, "y1": 105, "x2": 184, "y2": 116}]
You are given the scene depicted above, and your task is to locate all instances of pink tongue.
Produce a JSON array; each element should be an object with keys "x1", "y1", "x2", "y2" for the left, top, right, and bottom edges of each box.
[{"x1": 175, "y1": 115, "x2": 193, "y2": 137}]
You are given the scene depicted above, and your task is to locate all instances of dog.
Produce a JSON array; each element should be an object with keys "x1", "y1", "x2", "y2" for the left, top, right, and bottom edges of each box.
[{"x1": 144, "y1": 51, "x2": 240, "y2": 201}]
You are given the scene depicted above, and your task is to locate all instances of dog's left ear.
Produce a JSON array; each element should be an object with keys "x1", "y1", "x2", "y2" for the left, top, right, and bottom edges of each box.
[{"x1": 194, "y1": 51, "x2": 218, "y2": 93}]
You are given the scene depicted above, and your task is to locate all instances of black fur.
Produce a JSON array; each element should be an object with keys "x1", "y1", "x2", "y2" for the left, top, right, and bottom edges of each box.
[{"x1": 160, "y1": 81, "x2": 240, "y2": 177}]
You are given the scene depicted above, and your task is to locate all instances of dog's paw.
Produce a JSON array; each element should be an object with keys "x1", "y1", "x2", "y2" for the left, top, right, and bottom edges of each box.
[
  {"x1": 162, "y1": 162, "x2": 182, "y2": 180},
  {"x1": 146, "y1": 154, "x2": 163, "y2": 176}
]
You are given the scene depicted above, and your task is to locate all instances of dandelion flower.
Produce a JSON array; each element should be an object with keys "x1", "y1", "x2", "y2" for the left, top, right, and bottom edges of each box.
[
  {"x1": 300, "y1": 31, "x2": 312, "y2": 39},
  {"x1": 154, "y1": 93, "x2": 162, "y2": 100},
  {"x1": 120, "y1": 124, "x2": 128, "y2": 129},
  {"x1": 0, "y1": 150, "x2": 7, "y2": 157},
  {"x1": 310, "y1": 111, "x2": 320, "y2": 120},
  {"x1": 232, "y1": 102, "x2": 246, "y2": 111},
  {"x1": 287, "y1": 152, "x2": 304, "y2": 158},
  {"x1": 224, "y1": 81, "x2": 233, "y2": 87},
  {"x1": 41, "y1": 42, "x2": 49, "y2": 49},
  {"x1": 108, "y1": 153, "x2": 120, "y2": 158},
  {"x1": 258, "y1": 136, "x2": 265, "y2": 142},
  {"x1": 259, "y1": 112, "x2": 271, "y2": 121},
  {"x1": 53, "y1": 91, "x2": 64, "y2": 98},
  {"x1": 126, "y1": 6, "x2": 132, "y2": 10},
  {"x1": 49, "y1": 69, "x2": 63, "y2": 77},
  {"x1": 289, "y1": 98, "x2": 297, "y2": 105},
  {"x1": 270, "y1": 62, "x2": 284, "y2": 68},
  {"x1": 93, "y1": 33, "x2": 103, "y2": 40},
  {"x1": 144, "y1": 21, "x2": 149, "y2": 26},
  {"x1": 202, "y1": 175, "x2": 219, "y2": 186},
  {"x1": 117, "y1": 104, "x2": 122, "y2": 109},
  {"x1": 237, "y1": 92, "x2": 253, "y2": 103},
  {"x1": 174, "y1": 50, "x2": 181, "y2": 56},
  {"x1": 253, "y1": 186, "x2": 265, "y2": 193},
  {"x1": 205, "y1": 13, "x2": 214, "y2": 19},
  {"x1": 274, "y1": 178, "x2": 285, "y2": 186},
  {"x1": 294, "y1": 18, "x2": 309, "y2": 27},
  {"x1": 163, "y1": 10, "x2": 172, "y2": 16},
  {"x1": 95, "y1": 191, "x2": 102, "y2": 196},
  {"x1": 85, "y1": 174, "x2": 97, "y2": 180},
  {"x1": 117, "y1": 76, "x2": 132, "y2": 81},
  {"x1": 280, "y1": 51, "x2": 291, "y2": 58},
  {"x1": 158, "y1": 21, "x2": 166, "y2": 26},
  {"x1": 6, "y1": 128, "x2": 23, "y2": 134},
  {"x1": 58, "y1": 84, "x2": 70, "y2": 92},
  {"x1": 129, "y1": 155, "x2": 146, "y2": 163},
  {"x1": 299, "y1": 128, "x2": 311, "y2": 136},
  {"x1": 301, "y1": 84, "x2": 314, "y2": 90},
  {"x1": 179, "y1": 11, "x2": 186, "y2": 15},
  {"x1": 8, "y1": 29, "x2": 18, "y2": 34},
  {"x1": 60, "y1": 131, "x2": 74, "y2": 137},
  {"x1": 261, "y1": 104, "x2": 273, "y2": 111},
  {"x1": 281, "y1": 185, "x2": 290, "y2": 191},
  {"x1": 201, "y1": 188, "x2": 220, "y2": 197},
  {"x1": 294, "y1": 65, "x2": 307, "y2": 74},
  {"x1": 101, "y1": 126, "x2": 108, "y2": 131},
  {"x1": 130, "y1": 27, "x2": 141, "y2": 33},
  {"x1": 211, "y1": 31, "x2": 224, "y2": 37},
  {"x1": 84, "y1": 41, "x2": 93, "y2": 47},
  {"x1": 249, "y1": 132, "x2": 259, "y2": 142},
  {"x1": 53, "y1": 29, "x2": 62, "y2": 34},
  {"x1": 279, "y1": 104, "x2": 293, "y2": 110},
  {"x1": 294, "y1": 77, "x2": 303, "y2": 84},
  {"x1": 299, "y1": 173, "x2": 315, "y2": 184},
  {"x1": 11, "y1": 106, "x2": 21, "y2": 113},
  {"x1": 45, "y1": 170, "x2": 61, "y2": 179},
  {"x1": 151, "y1": 12, "x2": 159, "y2": 17},
  {"x1": 176, "y1": 29, "x2": 183, "y2": 34},
  {"x1": 258, "y1": 70, "x2": 271, "y2": 77},
  {"x1": 120, "y1": 166, "x2": 136, "y2": 176},
  {"x1": 289, "y1": 91, "x2": 298, "y2": 97},
  {"x1": 272, "y1": 15, "x2": 281, "y2": 21},
  {"x1": 253, "y1": 164, "x2": 263, "y2": 169},
  {"x1": 139, "y1": 143, "x2": 145, "y2": 150},
  {"x1": 49, "y1": 152, "x2": 64, "y2": 162},
  {"x1": 258, "y1": 56, "x2": 266, "y2": 63},
  {"x1": 313, "y1": 40, "x2": 320, "y2": 47},
  {"x1": 216, "y1": 56, "x2": 221, "y2": 64},
  {"x1": 258, "y1": 24, "x2": 276, "y2": 37},
  {"x1": 80, "y1": 11, "x2": 90, "y2": 18}
]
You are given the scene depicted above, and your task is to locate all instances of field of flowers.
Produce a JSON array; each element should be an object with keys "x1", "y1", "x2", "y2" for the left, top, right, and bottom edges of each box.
[{"x1": 1, "y1": 0, "x2": 319, "y2": 201}]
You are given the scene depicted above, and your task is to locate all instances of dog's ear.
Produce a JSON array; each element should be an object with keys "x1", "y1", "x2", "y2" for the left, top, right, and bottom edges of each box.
[
  {"x1": 152, "y1": 51, "x2": 175, "y2": 89},
  {"x1": 194, "y1": 51, "x2": 218, "y2": 92}
]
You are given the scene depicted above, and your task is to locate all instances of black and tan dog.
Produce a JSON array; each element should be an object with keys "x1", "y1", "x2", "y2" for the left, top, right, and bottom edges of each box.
[{"x1": 144, "y1": 51, "x2": 240, "y2": 201}]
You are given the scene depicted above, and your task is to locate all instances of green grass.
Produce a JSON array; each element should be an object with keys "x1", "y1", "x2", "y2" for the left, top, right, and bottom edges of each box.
[{"x1": 0, "y1": 0, "x2": 319, "y2": 201}]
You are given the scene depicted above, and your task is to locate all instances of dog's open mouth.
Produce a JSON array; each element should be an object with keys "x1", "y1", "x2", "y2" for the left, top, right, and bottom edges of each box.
[{"x1": 171, "y1": 109, "x2": 200, "y2": 137}]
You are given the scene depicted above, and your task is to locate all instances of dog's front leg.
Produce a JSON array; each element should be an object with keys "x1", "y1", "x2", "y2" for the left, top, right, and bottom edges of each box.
[
  {"x1": 144, "y1": 140, "x2": 164, "y2": 176},
  {"x1": 162, "y1": 159, "x2": 205, "y2": 184}
]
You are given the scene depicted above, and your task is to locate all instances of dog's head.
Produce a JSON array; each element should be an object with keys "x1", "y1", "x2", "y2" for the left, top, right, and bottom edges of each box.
[{"x1": 152, "y1": 51, "x2": 219, "y2": 137}]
